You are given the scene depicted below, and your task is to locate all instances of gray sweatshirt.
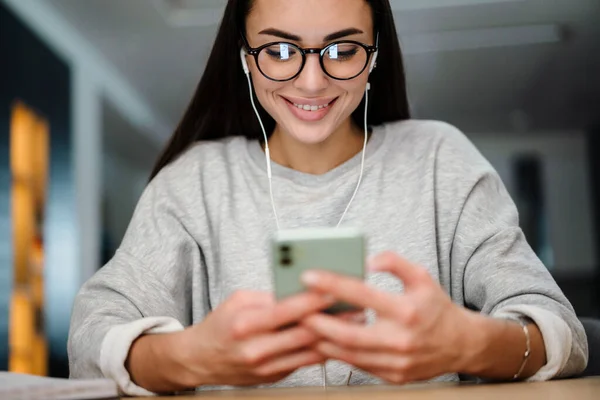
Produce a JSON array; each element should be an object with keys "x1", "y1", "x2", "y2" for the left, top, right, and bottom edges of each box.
[{"x1": 68, "y1": 120, "x2": 588, "y2": 396}]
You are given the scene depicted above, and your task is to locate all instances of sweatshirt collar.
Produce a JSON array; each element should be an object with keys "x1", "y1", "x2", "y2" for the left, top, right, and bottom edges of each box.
[{"x1": 246, "y1": 125, "x2": 387, "y2": 187}]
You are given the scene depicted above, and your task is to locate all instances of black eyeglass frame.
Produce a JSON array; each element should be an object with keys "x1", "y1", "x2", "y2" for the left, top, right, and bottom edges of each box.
[{"x1": 241, "y1": 37, "x2": 378, "y2": 82}]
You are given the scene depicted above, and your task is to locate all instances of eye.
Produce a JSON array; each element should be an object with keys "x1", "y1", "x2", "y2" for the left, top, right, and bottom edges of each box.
[
  {"x1": 264, "y1": 44, "x2": 298, "y2": 61},
  {"x1": 327, "y1": 43, "x2": 360, "y2": 61}
]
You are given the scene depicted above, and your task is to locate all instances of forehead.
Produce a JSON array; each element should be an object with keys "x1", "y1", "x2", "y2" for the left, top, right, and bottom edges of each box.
[{"x1": 247, "y1": 0, "x2": 373, "y2": 39}]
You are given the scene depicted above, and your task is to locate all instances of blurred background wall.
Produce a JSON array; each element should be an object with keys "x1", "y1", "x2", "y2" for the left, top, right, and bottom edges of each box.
[{"x1": 0, "y1": 0, "x2": 599, "y2": 377}]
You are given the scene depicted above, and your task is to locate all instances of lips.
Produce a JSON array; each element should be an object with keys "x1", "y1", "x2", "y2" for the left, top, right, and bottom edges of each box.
[{"x1": 280, "y1": 95, "x2": 338, "y2": 122}]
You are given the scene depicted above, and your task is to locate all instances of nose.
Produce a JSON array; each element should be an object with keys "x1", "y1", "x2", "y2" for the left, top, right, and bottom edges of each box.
[{"x1": 293, "y1": 54, "x2": 329, "y2": 94}]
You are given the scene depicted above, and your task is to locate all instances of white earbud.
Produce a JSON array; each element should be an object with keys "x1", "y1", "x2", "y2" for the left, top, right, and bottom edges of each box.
[
  {"x1": 368, "y1": 50, "x2": 378, "y2": 74},
  {"x1": 369, "y1": 32, "x2": 379, "y2": 74},
  {"x1": 240, "y1": 48, "x2": 249, "y2": 75}
]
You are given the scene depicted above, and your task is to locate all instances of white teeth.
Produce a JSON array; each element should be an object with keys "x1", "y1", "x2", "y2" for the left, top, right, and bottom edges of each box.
[{"x1": 292, "y1": 102, "x2": 330, "y2": 111}]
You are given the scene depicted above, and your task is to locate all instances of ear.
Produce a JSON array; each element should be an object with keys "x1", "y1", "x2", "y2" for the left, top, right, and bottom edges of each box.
[{"x1": 240, "y1": 48, "x2": 250, "y2": 75}]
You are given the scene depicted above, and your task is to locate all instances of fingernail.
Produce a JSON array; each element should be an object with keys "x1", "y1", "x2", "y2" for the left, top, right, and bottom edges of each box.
[
  {"x1": 352, "y1": 314, "x2": 367, "y2": 324},
  {"x1": 323, "y1": 294, "x2": 336, "y2": 303},
  {"x1": 301, "y1": 271, "x2": 319, "y2": 286}
]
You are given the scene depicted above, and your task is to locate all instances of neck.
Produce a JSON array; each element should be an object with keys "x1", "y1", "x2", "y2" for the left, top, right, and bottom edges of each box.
[{"x1": 267, "y1": 120, "x2": 365, "y2": 175}]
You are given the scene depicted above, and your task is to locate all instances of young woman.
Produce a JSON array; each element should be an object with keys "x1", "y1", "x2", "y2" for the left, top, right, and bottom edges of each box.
[{"x1": 68, "y1": 0, "x2": 587, "y2": 396}]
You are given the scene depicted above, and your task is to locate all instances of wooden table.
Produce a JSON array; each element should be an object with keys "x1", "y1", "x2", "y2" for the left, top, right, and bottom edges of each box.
[{"x1": 139, "y1": 377, "x2": 600, "y2": 400}]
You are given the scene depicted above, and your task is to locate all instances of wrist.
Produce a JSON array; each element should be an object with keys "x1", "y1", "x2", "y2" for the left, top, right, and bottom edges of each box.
[
  {"x1": 127, "y1": 330, "x2": 199, "y2": 392},
  {"x1": 451, "y1": 308, "x2": 488, "y2": 376},
  {"x1": 453, "y1": 311, "x2": 546, "y2": 380},
  {"x1": 161, "y1": 328, "x2": 208, "y2": 389},
  {"x1": 454, "y1": 309, "x2": 493, "y2": 376}
]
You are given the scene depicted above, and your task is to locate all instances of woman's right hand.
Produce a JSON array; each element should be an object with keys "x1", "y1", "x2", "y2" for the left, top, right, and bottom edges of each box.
[
  {"x1": 128, "y1": 290, "x2": 336, "y2": 391},
  {"x1": 180, "y1": 290, "x2": 334, "y2": 386}
]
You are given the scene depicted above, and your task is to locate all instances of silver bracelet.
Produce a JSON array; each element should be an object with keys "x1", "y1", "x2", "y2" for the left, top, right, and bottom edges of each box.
[{"x1": 511, "y1": 318, "x2": 531, "y2": 380}]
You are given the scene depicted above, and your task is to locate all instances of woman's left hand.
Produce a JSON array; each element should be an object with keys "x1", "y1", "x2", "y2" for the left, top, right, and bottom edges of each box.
[{"x1": 300, "y1": 252, "x2": 474, "y2": 384}]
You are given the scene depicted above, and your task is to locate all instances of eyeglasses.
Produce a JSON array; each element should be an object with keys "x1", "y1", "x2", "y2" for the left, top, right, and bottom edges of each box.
[{"x1": 242, "y1": 39, "x2": 378, "y2": 82}]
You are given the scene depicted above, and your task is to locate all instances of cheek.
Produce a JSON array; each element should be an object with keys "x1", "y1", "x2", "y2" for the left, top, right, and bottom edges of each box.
[
  {"x1": 339, "y1": 79, "x2": 369, "y2": 110},
  {"x1": 248, "y1": 59, "x2": 278, "y2": 94},
  {"x1": 250, "y1": 74, "x2": 285, "y2": 108}
]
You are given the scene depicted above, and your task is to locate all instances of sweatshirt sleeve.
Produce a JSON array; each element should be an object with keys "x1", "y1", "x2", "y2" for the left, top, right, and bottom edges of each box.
[
  {"x1": 435, "y1": 124, "x2": 588, "y2": 380},
  {"x1": 68, "y1": 165, "x2": 209, "y2": 396}
]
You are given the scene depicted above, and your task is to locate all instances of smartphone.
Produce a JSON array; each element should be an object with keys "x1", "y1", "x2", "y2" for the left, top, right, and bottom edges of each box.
[{"x1": 271, "y1": 227, "x2": 366, "y2": 314}]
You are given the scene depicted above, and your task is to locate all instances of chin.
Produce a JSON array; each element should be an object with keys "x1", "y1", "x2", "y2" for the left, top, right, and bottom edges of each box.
[{"x1": 284, "y1": 123, "x2": 337, "y2": 145}]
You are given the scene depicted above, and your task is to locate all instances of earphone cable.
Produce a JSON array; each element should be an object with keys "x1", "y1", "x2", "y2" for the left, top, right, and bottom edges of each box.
[{"x1": 244, "y1": 72, "x2": 281, "y2": 230}]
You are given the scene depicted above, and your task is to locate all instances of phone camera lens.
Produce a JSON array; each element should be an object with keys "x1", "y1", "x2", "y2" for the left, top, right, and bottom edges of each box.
[{"x1": 280, "y1": 245, "x2": 292, "y2": 267}]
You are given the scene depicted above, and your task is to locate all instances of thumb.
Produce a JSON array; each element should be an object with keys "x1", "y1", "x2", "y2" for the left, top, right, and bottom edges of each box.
[{"x1": 368, "y1": 252, "x2": 431, "y2": 289}]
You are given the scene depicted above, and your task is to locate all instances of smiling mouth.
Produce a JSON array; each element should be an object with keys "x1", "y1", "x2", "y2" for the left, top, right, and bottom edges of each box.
[{"x1": 282, "y1": 96, "x2": 339, "y2": 112}]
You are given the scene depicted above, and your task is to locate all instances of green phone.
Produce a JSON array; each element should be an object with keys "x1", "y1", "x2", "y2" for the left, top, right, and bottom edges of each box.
[{"x1": 271, "y1": 227, "x2": 366, "y2": 314}]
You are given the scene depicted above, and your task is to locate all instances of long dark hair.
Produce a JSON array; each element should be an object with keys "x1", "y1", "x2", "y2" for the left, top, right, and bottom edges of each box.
[{"x1": 150, "y1": 0, "x2": 410, "y2": 180}]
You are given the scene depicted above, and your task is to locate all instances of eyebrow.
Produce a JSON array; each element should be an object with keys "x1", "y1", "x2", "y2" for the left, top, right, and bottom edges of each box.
[{"x1": 257, "y1": 28, "x2": 364, "y2": 42}]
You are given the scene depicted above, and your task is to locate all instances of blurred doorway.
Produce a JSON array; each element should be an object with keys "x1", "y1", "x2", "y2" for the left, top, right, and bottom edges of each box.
[
  {"x1": 9, "y1": 102, "x2": 48, "y2": 375},
  {"x1": 1, "y1": 2, "x2": 73, "y2": 377}
]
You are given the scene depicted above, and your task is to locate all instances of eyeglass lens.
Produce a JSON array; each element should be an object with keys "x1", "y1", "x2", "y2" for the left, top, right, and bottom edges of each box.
[{"x1": 257, "y1": 42, "x2": 369, "y2": 81}]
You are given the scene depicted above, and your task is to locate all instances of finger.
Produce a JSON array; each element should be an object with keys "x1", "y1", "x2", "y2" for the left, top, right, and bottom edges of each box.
[
  {"x1": 366, "y1": 368, "x2": 412, "y2": 385},
  {"x1": 232, "y1": 292, "x2": 335, "y2": 338},
  {"x1": 302, "y1": 313, "x2": 385, "y2": 350},
  {"x1": 315, "y1": 341, "x2": 411, "y2": 373},
  {"x1": 301, "y1": 270, "x2": 396, "y2": 315},
  {"x1": 367, "y1": 363, "x2": 439, "y2": 385},
  {"x1": 368, "y1": 252, "x2": 432, "y2": 288},
  {"x1": 361, "y1": 351, "x2": 446, "y2": 385},
  {"x1": 226, "y1": 290, "x2": 275, "y2": 310},
  {"x1": 253, "y1": 350, "x2": 326, "y2": 378},
  {"x1": 239, "y1": 326, "x2": 320, "y2": 365},
  {"x1": 337, "y1": 311, "x2": 367, "y2": 324},
  {"x1": 304, "y1": 314, "x2": 416, "y2": 352}
]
